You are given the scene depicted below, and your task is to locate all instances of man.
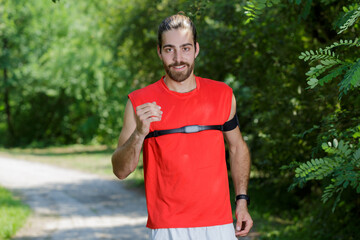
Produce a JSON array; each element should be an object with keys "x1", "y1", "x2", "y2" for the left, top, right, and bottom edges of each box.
[{"x1": 112, "y1": 13, "x2": 253, "y2": 239}]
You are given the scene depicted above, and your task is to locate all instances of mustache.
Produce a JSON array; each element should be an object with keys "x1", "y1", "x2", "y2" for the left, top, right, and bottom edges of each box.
[{"x1": 168, "y1": 62, "x2": 189, "y2": 68}]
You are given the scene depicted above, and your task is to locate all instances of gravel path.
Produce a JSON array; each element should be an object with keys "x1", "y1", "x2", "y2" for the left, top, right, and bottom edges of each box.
[{"x1": 0, "y1": 156, "x2": 148, "y2": 240}]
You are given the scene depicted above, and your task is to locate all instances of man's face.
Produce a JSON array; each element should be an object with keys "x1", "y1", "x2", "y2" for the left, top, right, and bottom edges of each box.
[{"x1": 157, "y1": 28, "x2": 199, "y2": 82}]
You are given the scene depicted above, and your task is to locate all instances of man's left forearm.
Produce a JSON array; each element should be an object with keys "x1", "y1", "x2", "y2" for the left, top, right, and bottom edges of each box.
[
  {"x1": 229, "y1": 138, "x2": 253, "y2": 236},
  {"x1": 229, "y1": 139, "x2": 251, "y2": 196}
]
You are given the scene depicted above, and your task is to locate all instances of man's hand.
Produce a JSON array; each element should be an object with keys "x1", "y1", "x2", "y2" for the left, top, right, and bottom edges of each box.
[
  {"x1": 135, "y1": 102, "x2": 162, "y2": 137},
  {"x1": 235, "y1": 200, "x2": 253, "y2": 237}
]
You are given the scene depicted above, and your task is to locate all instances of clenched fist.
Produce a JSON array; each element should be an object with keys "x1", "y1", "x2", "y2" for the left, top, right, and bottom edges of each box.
[{"x1": 135, "y1": 102, "x2": 162, "y2": 137}]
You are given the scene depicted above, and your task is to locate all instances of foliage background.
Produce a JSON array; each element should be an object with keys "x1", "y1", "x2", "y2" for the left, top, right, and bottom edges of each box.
[{"x1": 1, "y1": 0, "x2": 359, "y2": 239}]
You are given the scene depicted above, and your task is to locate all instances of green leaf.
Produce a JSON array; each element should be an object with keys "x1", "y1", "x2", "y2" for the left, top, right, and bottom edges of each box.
[
  {"x1": 307, "y1": 78, "x2": 318, "y2": 88},
  {"x1": 318, "y1": 65, "x2": 347, "y2": 86},
  {"x1": 340, "y1": 60, "x2": 360, "y2": 97},
  {"x1": 353, "y1": 148, "x2": 360, "y2": 160},
  {"x1": 338, "y1": 6, "x2": 360, "y2": 34},
  {"x1": 322, "y1": 142, "x2": 328, "y2": 149}
]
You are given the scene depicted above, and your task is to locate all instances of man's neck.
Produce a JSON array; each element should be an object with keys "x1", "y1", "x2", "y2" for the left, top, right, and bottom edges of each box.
[{"x1": 164, "y1": 74, "x2": 197, "y2": 93}]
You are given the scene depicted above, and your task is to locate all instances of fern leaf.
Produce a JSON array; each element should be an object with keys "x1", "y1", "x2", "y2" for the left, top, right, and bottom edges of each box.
[
  {"x1": 306, "y1": 64, "x2": 333, "y2": 81},
  {"x1": 295, "y1": 157, "x2": 336, "y2": 181},
  {"x1": 331, "y1": 188, "x2": 344, "y2": 212},
  {"x1": 299, "y1": 48, "x2": 339, "y2": 63},
  {"x1": 323, "y1": 38, "x2": 359, "y2": 52},
  {"x1": 320, "y1": 59, "x2": 342, "y2": 66},
  {"x1": 339, "y1": 59, "x2": 360, "y2": 97},
  {"x1": 244, "y1": 0, "x2": 281, "y2": 23},
  {"x1": 338, "y1": 6, "x2": 360, "y2": 34},
  {"x1": 318, "y1": 64, "x2": 348, "y2": 86},
  {"x1": 322, "y1": 184, "x2": 336, "y2": 203},
  {"x1": 337, "y1": 140, "x2": 352, "y2": 157},
  {"x1": 353, "y1": 148, "x2": 360, "y2": 161}
]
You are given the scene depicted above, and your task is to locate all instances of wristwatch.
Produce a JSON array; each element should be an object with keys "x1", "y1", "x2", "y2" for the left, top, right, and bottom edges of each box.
[{"x1": 235, "y1": 194, "x2": 250, "y2": 206}]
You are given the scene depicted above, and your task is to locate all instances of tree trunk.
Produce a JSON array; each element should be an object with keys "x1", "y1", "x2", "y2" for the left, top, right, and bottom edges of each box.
[{"x1": 3, "y1": 38, "x2": 15, "y2": 139}]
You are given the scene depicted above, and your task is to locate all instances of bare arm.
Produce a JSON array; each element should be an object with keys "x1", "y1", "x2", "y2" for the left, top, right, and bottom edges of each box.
[
  {"x1": 223, "y1": 94, "x2": 253, "y2": 237},
  {"x1": 111, "y1": 100, "x2": 162, "y2": 180}
]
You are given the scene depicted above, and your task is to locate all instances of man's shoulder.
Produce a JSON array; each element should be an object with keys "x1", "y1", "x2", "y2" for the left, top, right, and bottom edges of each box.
[{"x1": 197, "y1": 76, "x2": 232, "y2": 92}]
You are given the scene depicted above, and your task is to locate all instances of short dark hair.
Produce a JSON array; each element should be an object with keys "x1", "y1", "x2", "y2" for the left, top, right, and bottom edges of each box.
[{"x1": 158, "y1": 13, "x2": 197, "y2": 52}]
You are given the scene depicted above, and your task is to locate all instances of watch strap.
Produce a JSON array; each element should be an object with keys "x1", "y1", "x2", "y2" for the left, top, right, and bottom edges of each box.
[{"x1": 235, "y1": 194, "x2": 250, "y2": 206}]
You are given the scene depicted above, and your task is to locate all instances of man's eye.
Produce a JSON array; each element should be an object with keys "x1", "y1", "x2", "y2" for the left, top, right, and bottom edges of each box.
[
  {"x1": 165, "y1": 48, "x2": 173, "y2": 53},
  {"x1": 183, "y1": 47, "x2": 190, "y2": 51}
]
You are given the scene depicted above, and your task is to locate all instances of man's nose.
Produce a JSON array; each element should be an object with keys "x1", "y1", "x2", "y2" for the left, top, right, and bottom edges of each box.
[{"x1": 173, "y1": 50, "x2": 182, "y2": 63}]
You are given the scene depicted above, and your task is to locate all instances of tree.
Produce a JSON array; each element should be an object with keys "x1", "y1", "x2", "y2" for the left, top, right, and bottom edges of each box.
[
  {"x1": 0, "y1": 0, "x2": 127, "y2": 146},
  {"x1": 289, "y1": 2, "x2": 360, "y2": 211}
]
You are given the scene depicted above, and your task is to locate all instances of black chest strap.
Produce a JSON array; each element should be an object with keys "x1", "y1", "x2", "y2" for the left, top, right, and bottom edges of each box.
[{"x1": 145, "y1": 113, "x2": 239, "y2": 139}]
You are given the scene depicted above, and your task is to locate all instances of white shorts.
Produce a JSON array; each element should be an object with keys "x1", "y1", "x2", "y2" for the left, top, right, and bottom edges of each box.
[{"x1": 149, "y1": 223, "x2": 237, "y2": 240}]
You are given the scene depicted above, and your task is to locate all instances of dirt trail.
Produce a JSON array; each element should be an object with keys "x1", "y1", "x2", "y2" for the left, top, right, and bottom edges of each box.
[{"x1": 0, "y1": 156, "x2": 148, "y2": 240}]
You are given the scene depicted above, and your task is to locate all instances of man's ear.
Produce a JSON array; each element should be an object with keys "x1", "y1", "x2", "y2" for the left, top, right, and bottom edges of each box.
[
  {"x1": 157, "y1": 45, "x2": 162, "y2": 60},
  {"x1": 195, "y1": 42, "x2": 200, "y2": 58}
]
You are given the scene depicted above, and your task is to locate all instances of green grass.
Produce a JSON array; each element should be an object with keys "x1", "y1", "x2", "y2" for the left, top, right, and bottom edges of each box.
[{"x1": 0, "y1": 187, "x2": 30, "y2": 240}]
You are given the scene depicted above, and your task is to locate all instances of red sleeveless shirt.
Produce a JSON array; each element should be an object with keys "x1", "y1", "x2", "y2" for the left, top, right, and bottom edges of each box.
[{"x1": 128, "y1": 76, "x2": 233, "y2": 229}]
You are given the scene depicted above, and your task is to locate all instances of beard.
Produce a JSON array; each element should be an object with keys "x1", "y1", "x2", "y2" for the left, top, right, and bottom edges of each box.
[{"x1": 163, "y1": 61, "x2": 194, "y2": 82}]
